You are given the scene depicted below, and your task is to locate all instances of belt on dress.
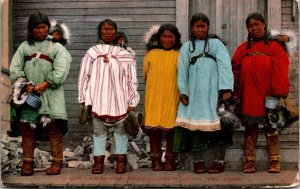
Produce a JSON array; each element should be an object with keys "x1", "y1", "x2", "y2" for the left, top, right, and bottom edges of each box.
[
  {"x1": 25, "y1": 53, "x2": 53, "y2": 63},
  {"x1": 246, "y1": 52, "x2": 269, "y2": 57}
]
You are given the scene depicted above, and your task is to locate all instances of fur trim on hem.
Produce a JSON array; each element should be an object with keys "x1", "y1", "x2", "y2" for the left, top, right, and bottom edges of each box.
[{"x1": 240, "y1": 114, "x2": 266, "y2": 126}]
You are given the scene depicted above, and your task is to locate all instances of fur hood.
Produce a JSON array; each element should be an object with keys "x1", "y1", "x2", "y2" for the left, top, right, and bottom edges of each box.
[
  {"x1": 270, "y1": 29, "x2": 298, "y2": 56},
  {"x1": 49, "y1": 19, "x2": 71, "y2": 44}
]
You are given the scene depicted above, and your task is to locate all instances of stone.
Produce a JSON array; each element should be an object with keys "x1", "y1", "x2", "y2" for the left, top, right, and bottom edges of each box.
[
  {"x1": 73, "y1": 145, "x2": 84, "y2": 157},
  {"x1": 78, "y1": 161, "x2": 92, "y2": 169},
  {"x1": 64, "y1": 150, "x2": 75, "y2": 158},
  {"x1": 127, "y1": 154, "x2": 139, "y2": 170},
  {"x1": 68, "y1": 161, "x2": 82, "y2": 168}
]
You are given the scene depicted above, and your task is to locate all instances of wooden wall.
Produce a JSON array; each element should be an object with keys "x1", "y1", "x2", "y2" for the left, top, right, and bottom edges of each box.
[
  {"x1": 188, "y1": 0, "x2": 266, "y2": 55},
  {"x1": 11, "y1": 0, "x2": 176, "y2": 145}
]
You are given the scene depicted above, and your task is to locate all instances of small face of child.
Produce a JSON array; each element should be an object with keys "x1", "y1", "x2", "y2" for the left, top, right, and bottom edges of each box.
[
  {"x1": 52, "y1": 31, "x2": 63, "y2": 41},
  {"x1": 118, "y1": 36, "x2": 126, "y2": 45},
  {"x1": 160, "y1": 30, "x2": 175, "y2": 50},
  {"x1": 192, "y1": 20, "x2": 208, "y2": 40},
  {"x1": 33, "y1": 23, "x2": 49, "y2": 41},
  {"x1": 276, "y1": 35, "x2": 290, "y2": 43}
]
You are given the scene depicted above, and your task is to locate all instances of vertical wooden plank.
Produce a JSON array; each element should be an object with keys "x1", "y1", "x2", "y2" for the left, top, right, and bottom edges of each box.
[
  {"x1": 215, "y1": 0, "x2": 222, "y2": 37},
  {"x1": 236, "y1": 0, "x2": 246, "y2": 47},
  {"x1": 267, "y1": 0, "x2": 281, "y2": 30},
  {"x1": 222, "y1": 0, "x2": 230, "y2": 52},
  {"x1": 176, "y1": 0, "x2": 189, "y2": 42},
  {"x1": 257, "y1": 0, "x2": 266, "y2": 16},
  {"x1": 228, "y1": 0, "x2": 237, "y2": 53},
  {"x1": 209, "y1": 0, "x2": 216, "y2": 34}
]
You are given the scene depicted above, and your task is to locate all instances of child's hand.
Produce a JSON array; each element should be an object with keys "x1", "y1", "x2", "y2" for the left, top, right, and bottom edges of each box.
[{"x1": 127, "y1": 106, "x2": 135, "y2": 112}]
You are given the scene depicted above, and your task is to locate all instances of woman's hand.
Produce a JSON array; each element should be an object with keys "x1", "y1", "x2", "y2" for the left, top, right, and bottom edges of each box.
[
  {"x1": 181, "y1": 98, "x2": 189, "y2": 106},
  {"x1": 180, "y1": 94, "x2": 189, "y2": 106},
  {"x1": 222, "y1": 91, "x2": 232, "y2": 101},
  {"x1": 25, "y1": 84, "x2": 35, "y2": 93},
  {"x1": 219, "y1": 90, "x2": 232, "y2": 101},
  {"x1": 34, "y1": 81, "x2": 51, "y2": 94}
]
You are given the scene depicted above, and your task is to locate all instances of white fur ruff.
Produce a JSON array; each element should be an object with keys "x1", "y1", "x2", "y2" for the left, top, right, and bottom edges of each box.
[
  {"x1": 270, "y1": 29, "x2": 298, "y2": 56},
  {"x1": 50, "y1": 19, "x2": 71, "y2": 44},
  {"x1": 12, "y1": 78, "x2": 35, "y2": 106},
  {"x1": 143, "y1": 25, "x2": 160, "y2": 43}
]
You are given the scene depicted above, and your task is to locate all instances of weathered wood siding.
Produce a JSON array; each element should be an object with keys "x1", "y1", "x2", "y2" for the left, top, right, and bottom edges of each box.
[
  {"x1": 189, "y1": 0, "x2": 266, "y2": 55},
  {"x1": 12, "y1": 0, "x2": 176, "y2": 145}
]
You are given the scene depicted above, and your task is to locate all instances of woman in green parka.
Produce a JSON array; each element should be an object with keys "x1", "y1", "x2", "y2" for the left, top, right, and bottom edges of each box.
[{"x1": 9, "y1": 12, "x2": 71, "y2": 176}]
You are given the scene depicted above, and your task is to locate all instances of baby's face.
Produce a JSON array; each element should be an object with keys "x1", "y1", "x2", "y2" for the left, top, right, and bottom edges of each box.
[
  {"x1": 118, "y1": 36, "x2": 126, "y2": 44},
  {"x1": 52, "y1": 31, "x2": 63, "y2": 41}
]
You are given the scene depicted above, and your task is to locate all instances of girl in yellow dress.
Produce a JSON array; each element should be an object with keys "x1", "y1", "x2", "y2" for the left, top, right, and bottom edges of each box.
[{"x1": 143, "y1": 24, "x2": 182, "y2": 171}]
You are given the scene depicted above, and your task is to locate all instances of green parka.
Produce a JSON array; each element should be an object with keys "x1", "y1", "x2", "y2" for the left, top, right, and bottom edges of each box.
[{"x1": 10, "y1": 40, "x2": 71, "y2": 121}]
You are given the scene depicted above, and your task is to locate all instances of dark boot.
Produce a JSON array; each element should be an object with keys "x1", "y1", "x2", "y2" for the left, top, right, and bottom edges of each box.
[
  {"x1": 92, "y1": 156, "x2": 105, "y2": 174},
  {"x1": 151, "y1": 157, "x2": 164, "y2": 171},
  {"x1": 208, "y1": 144, "x2": 226, "y2": 173},
  {"x1": 265, "y1": 128, "x2": 281, "y2": 173},
  {"x1": 164, "y1": 129, "x2": 176, "y2": 171},
  {"x1": 243, "y1": 156, "x2": 256, "y2": 173},
  {"x1": 20, "y1": 122, "x2": 36, "y2": 176},
  {"x1": 148, "y1": 129, "x2": 164, "y2": 171},
  {"x1": 115, "y1": 154, "x2": 127, "y2": 174},
  {"x1": 208, "y1": 160, "x2": 225, "y2": 173},
  {"x1": 193, "y1": 161, "x2": 205, "y2": 174},
  {"x1": 243, "y1": 125, "x2": 258, "y2": 173},
  {"x1": 45, "y1": 121, "x2": 63, "y2": 175}
]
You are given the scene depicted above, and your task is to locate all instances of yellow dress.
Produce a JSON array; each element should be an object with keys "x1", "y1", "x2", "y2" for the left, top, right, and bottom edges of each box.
[{"x1": 143, "y1": 49, "x2": 180, "y2": 129}]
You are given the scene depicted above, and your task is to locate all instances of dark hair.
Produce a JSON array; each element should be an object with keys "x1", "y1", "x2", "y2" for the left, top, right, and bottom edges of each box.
[
  {"x1": 189, "y1": 13, "x2": 210, "y2": 53},
  {"x1": 157, "y1": 24, "x2": 182, "y2": 50},
  {"x1": 117, "y1": 31, "x2": 129, "y2": 43},
  {"x1": 27, "y1": 12, "x2": 50, "y2": 45},
  {"x1": 97, "y1": 19, "x2": 117, "y2": 43},
  {"x1": 245, "y1": 12, "x2": 268, "y2": 49},
  {"x1": 147, "y1": 24, "x2": 182, "y2": 51}
]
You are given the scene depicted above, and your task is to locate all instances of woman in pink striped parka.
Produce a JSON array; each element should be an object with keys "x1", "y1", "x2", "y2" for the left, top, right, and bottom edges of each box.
[{"x1": 78, "y1": 19, "x2": 139, "y2": 174}]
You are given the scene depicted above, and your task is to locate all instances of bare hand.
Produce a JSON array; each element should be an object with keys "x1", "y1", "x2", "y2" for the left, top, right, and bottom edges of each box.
[
  {"x1": 127, "y1": 106, "x2": 135, "y2": 112},
  {"x1": 181, "y1": 98, "x2": 189, "y2": 106},
  {"x1": 222, "y1": 91, "x2": 232, "y2": 101},
  {"x1": 25, "y1": 84, "x2": 35, "y2": 93},
  {"x1": 34, "y1": 81, "x2": 51, "y2": 94}
]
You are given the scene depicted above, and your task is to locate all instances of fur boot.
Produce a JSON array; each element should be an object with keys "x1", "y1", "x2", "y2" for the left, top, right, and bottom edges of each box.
[
  {"x1": 148, "y1": 129, "x2": 164, "y2": 171},
  {"x1": 243, "y1": 125, "x2": 259, "y2": 173},
  {"x1": 21, "y1": 122, "x2": 36, "y2": 176},
  {"x1": 164, "y1": 129, "x2": 176, "y2": 171},
  {"x1": 265, "y1": 128, "x2": 281, "y2": 173},
  {"x1": 45, "y1": 121, "x2": 63, "y2": 175}
]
